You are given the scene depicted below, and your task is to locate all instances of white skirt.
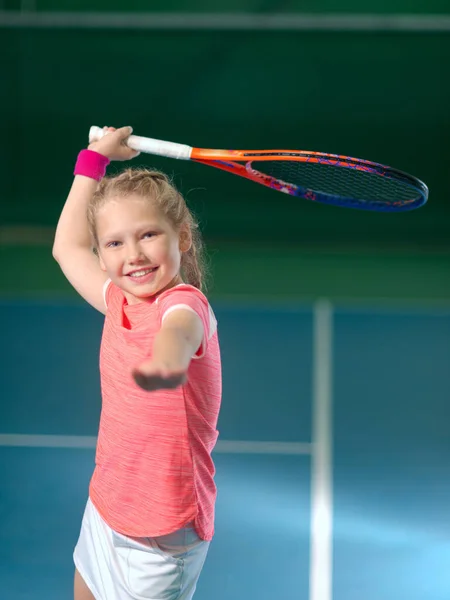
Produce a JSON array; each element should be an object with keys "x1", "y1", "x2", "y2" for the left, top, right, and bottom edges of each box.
[{"x1": 74, "y1": 498, "x2": 210, "y2": 600}]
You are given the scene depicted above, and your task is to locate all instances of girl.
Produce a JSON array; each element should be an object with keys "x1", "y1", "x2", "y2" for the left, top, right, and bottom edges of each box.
[{"x1": 53, "y1": 126, "x2": 222, "y2": 600}]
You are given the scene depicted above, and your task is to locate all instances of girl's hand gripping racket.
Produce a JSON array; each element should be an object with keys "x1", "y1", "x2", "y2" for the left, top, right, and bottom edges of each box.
[{"x1": 89, "y1": 126, "x2": 428, "y2": 212}]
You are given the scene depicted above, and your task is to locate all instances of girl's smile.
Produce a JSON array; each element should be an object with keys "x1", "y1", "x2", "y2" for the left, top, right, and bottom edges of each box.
[{"x1": 126, "y1": 266, "x2": 159, "y2": 284}]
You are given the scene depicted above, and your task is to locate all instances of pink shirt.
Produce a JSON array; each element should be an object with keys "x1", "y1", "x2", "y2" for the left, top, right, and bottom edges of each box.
[{"x1": 89, "y1": 281, "x2": 222, "y2": 541}]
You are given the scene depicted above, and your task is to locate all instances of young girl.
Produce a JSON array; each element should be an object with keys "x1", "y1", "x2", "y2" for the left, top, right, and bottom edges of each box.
[{"x1": 53, "y1": 126, "x2": 222, "y2": 600}]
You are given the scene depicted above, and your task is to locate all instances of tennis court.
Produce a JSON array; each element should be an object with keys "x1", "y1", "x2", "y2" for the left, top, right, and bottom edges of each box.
[{"x1": 1, "y1": 296, "x2": 449, "y2": 600}]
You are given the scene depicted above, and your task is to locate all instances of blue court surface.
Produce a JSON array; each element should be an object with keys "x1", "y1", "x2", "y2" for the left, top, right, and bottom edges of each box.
[{"x1": 1, "y1": 299, "x2": 449, "y2": 600}]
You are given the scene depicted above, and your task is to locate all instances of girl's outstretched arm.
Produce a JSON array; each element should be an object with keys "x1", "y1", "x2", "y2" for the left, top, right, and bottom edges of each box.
[{"x1": 133, "y1": 308, "x2": 204, "y2": 391}]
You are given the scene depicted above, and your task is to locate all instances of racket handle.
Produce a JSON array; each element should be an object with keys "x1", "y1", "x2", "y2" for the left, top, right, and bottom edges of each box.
[{"x1": 88, "y1": 126, "x2": 192, "y2": 160}]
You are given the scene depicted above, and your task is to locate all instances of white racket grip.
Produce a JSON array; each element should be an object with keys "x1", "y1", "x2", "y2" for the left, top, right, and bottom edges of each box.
[{"x1": 88, "y1": 126, "x2": 193, "y2": 160}]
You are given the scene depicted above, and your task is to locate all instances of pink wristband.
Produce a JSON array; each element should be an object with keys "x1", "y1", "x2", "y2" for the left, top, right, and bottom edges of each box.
[{"x1": 74, "y1": 149, "x2": 110, "y2": 181}]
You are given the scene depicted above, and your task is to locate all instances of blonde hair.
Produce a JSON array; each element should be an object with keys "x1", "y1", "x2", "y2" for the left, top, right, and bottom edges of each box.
[{"x1": 87, "y1": 168, "x2": 208, "y2": 291}]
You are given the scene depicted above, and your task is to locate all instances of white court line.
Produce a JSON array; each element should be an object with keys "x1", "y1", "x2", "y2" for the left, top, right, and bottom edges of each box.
[
  {"x1": 0, "y1": 434, "x2": 98, "y2": 448},
  {"x1": 215, "y1": 439, "x2": 311, "y2": 455},
  {"x1": 0, "y1": 11, "x2": 450, "y2": 31},
  {"x1": 0, "y1": 434, "x2": 312, "y2": 455},
  {"x1": 310, "y1": 299, "x2": 334, "y2": 600}
]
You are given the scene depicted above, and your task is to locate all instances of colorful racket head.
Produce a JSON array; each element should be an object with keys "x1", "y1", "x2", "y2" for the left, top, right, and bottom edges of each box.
[{"x1": 198, "y1": 151, "x2": 429, "y2": 212}]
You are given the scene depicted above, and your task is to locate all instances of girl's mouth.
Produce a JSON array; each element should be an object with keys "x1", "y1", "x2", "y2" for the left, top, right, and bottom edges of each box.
[{"x1": 126, "y1": 267, "x2": 158, "y2": 283}]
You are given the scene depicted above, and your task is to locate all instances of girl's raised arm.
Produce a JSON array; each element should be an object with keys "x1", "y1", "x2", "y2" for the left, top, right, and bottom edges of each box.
[{"x1": 52, "y1": 126, "x2": 138, "y2": 313}]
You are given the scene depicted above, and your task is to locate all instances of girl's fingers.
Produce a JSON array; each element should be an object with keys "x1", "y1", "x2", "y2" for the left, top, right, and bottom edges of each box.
[{"x1": 117, "y1": 125, "x2": 133, "y2": 138}]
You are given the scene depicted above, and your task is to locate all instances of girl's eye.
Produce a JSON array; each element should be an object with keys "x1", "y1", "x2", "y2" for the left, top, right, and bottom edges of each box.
[
  {"x1": 143, "y1": 232, "x2": 156, "y2": 239},
  {"x1": 106, "y1": 241, "x2": 121, "y2": 248}
]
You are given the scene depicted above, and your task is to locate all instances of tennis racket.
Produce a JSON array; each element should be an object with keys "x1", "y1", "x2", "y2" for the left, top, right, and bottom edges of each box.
[{"x1": 89, "y1": 126, "x2": 428, "y2": 212}]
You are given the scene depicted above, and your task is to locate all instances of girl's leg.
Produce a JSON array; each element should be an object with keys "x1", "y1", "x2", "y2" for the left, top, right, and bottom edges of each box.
[{"x1": 74, "y1": 568, "x2": 96, "y2": 600}]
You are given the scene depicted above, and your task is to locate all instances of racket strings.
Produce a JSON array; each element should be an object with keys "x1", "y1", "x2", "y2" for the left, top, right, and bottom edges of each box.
[{"x1": 249, "y1": 160, "x2": 420, "y2": 203}]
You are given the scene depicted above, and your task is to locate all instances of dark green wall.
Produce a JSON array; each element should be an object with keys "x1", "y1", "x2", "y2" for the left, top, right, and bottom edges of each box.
[
  {"x1": 3, "y1": 0, "x2": 450, "y2": 12},
  {"x1": 1, "y1": 17, "x2": 449, "y2": 248},
  {"x1": 2, "y1": 243, "x2": 450, "y2": 301}
]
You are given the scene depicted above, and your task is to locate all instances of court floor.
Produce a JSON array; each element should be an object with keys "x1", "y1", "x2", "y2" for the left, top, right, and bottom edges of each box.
[{"x1": 1, "y1": 300, "x2": 449, "y2": 600}]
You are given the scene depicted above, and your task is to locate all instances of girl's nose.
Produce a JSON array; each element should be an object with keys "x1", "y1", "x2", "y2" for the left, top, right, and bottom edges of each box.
[{"x1": 127, "y1": 242, "x2": 145, "y2": 263}]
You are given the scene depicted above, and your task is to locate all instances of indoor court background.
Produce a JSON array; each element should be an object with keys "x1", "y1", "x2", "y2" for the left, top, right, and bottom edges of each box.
[{"x1": 1, "y1": 2, "x2": 450, "y2": 600}]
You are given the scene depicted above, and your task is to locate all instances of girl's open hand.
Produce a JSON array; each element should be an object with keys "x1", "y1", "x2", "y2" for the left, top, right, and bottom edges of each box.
[
  {"x1": 132, "y1": 360, "x2": 187, "y2": 392},
  {"x1": 88, "y1": 125, "x2": 140, "y2": 161}
]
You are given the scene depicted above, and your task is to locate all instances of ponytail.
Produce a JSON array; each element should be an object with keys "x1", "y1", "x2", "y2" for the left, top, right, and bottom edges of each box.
[{"x1": 181, "y1": 220, "x2": 207, "y2": 291}]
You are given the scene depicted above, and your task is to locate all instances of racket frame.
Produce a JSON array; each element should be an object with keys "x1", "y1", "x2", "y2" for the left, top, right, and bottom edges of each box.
[{"x1": 88, "y1": 126, "x2": 428, "y2": 212}]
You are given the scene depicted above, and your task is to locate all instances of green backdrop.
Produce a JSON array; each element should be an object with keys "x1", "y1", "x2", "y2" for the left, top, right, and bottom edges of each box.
[
  {"x1": 3, "y1": 0, "x2": 450, "y2": 13},
  {"x1": 1, "y1": 25, "x2": 449, "y2": 248},
  {"x1": 1, "y1": 3, "x2": 449, "y2": 300}
]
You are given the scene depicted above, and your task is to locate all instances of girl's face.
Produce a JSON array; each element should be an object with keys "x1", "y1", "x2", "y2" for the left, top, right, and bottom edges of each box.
[{"x1": 96, "y1": 195, "x2": 189, "y2": 304}]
